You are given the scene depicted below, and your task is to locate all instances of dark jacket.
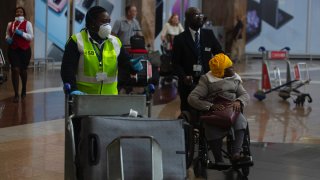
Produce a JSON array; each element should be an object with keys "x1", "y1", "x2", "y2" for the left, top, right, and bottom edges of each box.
[{"x1": 172, "y1": 28, "x2": 223, "y2": 83}]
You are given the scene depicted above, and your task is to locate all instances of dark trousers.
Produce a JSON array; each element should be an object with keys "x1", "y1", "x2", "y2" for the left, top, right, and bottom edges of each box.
[{"x1": 178, "y1": 83, "x2": 194, "y2": 112}]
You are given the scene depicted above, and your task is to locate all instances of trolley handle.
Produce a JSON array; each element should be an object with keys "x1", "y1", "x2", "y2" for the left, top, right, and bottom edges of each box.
[
  {"x1": 280, "y1": 46, "x2": 290, "y2": 52},
  {"x1": 258, "y1": 46, "x2": 266, "y2": 52}
]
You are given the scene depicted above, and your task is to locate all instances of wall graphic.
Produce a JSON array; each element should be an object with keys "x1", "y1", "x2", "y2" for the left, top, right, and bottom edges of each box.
[
  {"x1": 245, "y1": 0, "x2": 319, "y2": 55},
  {"x1": 34, "y1": 0, "x2": 122, "y2": 61}
]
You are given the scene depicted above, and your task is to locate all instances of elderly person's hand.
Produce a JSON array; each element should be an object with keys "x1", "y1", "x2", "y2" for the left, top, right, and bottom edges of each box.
[{"x1": 232, "y1": 100, "x2": 242, "y2": 112}]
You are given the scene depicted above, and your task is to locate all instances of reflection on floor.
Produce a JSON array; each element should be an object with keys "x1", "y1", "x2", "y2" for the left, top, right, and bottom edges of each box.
[{"x1": 0, "y1": 59, "x2": 320, "y2": 179}]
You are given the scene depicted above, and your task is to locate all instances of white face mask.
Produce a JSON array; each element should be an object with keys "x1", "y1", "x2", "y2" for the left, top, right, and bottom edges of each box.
[
  {"x1": 15, "y1": 16, "x2": 24, "y2": 22},
  {"x1": 98, "y1": 24, "x2": 111, "y2": 39}
]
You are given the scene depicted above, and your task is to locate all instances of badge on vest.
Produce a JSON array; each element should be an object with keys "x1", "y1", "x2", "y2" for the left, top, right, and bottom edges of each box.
[
  {"x1": 96, "y1": 72, "x2": 107, "y2": 81},
  {"x1": 84, "y1": 50, "x2": 95, "y2": 56},
  {"x1": 193, "y1": 64, "x2": 202, "y2": 72}
]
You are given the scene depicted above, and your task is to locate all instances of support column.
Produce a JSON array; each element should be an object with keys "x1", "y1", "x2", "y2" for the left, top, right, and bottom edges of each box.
[{"x1": 126, "y1": 0, "x2": 155, "y2": 50}]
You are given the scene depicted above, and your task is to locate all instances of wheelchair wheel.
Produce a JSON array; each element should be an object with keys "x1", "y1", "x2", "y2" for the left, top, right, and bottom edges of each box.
[
  {"x1": 179, "y1": 111, "x2": 195, "y2": 169},
  {"x1": 226, "y1": 126, "x2": 253, "y2": 176},
  {"x1": 241, "y1": 125, "x2": 253, "y2": 177},
  {"x1": 193, "y1": 157, "x2": 207, "y2": 179},
  {"x1": 242, "y1": 166, "x2": 250, "y2": 177},
  {"x1": 193, "y1": 134, "x2": 208, "y2": 178},
  {"x1": 242, "y1": 125, "x2": 252, "y2": 156}
]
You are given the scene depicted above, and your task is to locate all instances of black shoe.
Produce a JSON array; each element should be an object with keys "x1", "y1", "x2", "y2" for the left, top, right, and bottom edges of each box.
[
  {"x1": 232, "y1": 155, "x2": 253, "y2": 166},
  {"x1": 21, "y1": 89, "x2": 26, "y2": 99},
  {"x1": 208, "y1": 161, "x2": 231, "y2": 170},
  {"x1": 13, "y1": 96, "x2": 19, "y2": 103}
]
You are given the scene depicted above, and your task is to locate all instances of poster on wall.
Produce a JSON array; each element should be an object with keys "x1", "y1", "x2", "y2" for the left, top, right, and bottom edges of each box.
[{"x1": 245, "y1": 0, "x2": 309, "y2": 54}]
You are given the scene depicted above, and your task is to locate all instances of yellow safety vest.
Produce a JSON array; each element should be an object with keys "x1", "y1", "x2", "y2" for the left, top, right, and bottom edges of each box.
[{"x1": 71, "y1": 30, "x2": 121, "y2": 94}]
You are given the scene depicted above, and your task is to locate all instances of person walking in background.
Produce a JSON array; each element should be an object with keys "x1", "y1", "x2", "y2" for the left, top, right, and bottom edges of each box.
[
  {"x1": 231, "y1": 15, "x2": 244, "y2": 63},
  {"x1": 111, "y1": 4, "x2": 143, "y2": 47},
  {"x1": 5, "y1": 7, "x2": 33, "y2": 103},
  {"x1": 160, "y1": 13, "x2": 184, "y2": 52},
  {"x1": 61, "y1": 6, "x2": 143, "y2": 95},
  {"x1": 172, "y1": 7, "x2": 223, "y2": 112}
]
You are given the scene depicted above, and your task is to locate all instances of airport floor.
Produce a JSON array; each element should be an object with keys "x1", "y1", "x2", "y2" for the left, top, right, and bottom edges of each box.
[{"x1": 0, "y1": 59, "x2": 319, "y2": 179}]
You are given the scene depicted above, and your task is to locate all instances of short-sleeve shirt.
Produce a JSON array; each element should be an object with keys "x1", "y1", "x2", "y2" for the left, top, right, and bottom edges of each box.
[{"x1": 111, "y1": 17, "x2": 142, "y2": 46}]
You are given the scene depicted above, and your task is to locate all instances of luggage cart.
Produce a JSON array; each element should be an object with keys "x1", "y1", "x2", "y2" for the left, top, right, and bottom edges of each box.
[
  {"x1": 0, "y1": 48, "x2": 8, "y2": 84},
  {"x1": 159, "y1": 42, "x2": 178, "y2": 87},
  {"x1": 119, "y1": 48, "x2": 159, "y2": 94},
  {"x1": 254, "y1": 46, "x2": 312, "y2": 106},
  {"x1": 64, "y1": 85, "x2": 186, "y2": 180}
]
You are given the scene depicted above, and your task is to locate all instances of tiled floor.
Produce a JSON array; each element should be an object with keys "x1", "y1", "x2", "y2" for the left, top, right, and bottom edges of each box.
[{"x1": 0, "y1": 59, "x2": 319, "y2": 179}]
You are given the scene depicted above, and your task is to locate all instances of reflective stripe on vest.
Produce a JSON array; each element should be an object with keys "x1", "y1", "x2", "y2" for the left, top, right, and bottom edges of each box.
[{"x1": 73, "y1": 30, "x2": 122, "y2": 94}]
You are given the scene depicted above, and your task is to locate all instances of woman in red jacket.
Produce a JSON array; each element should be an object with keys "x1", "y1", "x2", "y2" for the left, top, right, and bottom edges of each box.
[{"x1": 5, "y1": 7, "x2": 33, "y2": 103}]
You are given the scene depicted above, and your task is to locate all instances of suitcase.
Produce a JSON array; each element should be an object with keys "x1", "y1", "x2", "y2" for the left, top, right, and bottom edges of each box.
[
  {"x1": 77, "y1": 116, "x2": 186, "y2": 180},
  {"x1": 130, "y1": 34, "x2": 145, "y2": 49},
  {"x1": 107, "y1": 136, "x2": 163, "y2": 180},
  {"x1": 160, "y1": 54, "x2": 174, "y2": 76}
]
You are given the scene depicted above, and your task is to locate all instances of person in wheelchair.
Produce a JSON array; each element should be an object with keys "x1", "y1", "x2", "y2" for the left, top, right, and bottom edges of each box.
[{"x1": 188, "y1": 53, "x2": 250, "y2": 164}]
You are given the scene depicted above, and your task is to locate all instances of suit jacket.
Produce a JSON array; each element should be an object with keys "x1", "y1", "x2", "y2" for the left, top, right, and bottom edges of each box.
[{"x1": 172, "y1": 28, "x2": 223, "y2": 83}]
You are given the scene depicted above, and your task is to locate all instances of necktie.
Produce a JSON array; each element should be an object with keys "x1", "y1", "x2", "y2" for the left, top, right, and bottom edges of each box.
[
  {"x1": 195, "y1": 31, "x2": 202, "y2": 75},
  {"x1": 195, "y1": 32, "x2": 201, "y2": 60}
]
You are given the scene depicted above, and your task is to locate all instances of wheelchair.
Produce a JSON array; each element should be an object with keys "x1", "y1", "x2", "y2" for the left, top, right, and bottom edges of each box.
[{"x1": 180, "y1": 108, "x2": 254, "y2": 178}]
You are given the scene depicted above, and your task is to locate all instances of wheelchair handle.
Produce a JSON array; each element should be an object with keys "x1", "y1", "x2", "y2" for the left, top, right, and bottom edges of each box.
[
  {"x1": 64, "y1": 83, "x2": 71, "y2": 94},
  {"x1": 147, "y1": 84, "x2": 155, "y2": 94}
]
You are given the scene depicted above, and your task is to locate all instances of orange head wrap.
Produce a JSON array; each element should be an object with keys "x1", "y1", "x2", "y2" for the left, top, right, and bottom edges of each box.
[{"x1": 209, "y1": 53, "x2": 233, "y2": 78}]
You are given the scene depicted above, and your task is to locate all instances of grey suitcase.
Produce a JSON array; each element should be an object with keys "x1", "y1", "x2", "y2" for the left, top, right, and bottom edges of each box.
[
  {"x1": 77, "y1": 116, "x2": 186, "y2": 180},
  {"x1": 107, "y1": 136, "x2": 163, "y2": 180},
  {"x1": 65, "y1": 95, "x2": 148, "y2": 180}
]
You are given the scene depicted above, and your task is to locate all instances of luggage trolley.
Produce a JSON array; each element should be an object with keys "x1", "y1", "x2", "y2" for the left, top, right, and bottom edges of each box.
[
  {"x1": 159, "y1": 41, "x2": 178, "y2": 87},
  {"x1": 118, "y1": 47, "x2": 160, "y2": 94},
  {"x1": 63, "y1": 85, "x2": 186, "y2": 180},
  {"x1": 254, "y1": 46, "x2": 312, "y2": 106}
]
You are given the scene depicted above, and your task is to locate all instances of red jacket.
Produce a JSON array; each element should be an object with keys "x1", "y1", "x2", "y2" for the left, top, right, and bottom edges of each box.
[{"x1": 9, "y1": 20, "x2": 30, "y2": 50}]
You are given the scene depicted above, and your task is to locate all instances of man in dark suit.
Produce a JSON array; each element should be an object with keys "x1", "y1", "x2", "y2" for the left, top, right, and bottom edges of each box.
[{"x1": 172, "y1": 7, "x2": 223, "y2": 112}]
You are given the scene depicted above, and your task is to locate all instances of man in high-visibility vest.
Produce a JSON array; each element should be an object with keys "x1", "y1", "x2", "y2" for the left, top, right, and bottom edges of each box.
[{"x1": 61, "y1": 6, "x2": 143, "y2": 95}]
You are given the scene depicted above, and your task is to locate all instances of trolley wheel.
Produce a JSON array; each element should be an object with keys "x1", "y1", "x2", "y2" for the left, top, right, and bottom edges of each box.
[
  {"x1": 279, "y1": 90, "x2": 290, "y2": 100},
  {"x1": 179, "y1": 111, "x2": 195, "y2": 169},
  {"x1": 242, "y1": 166, "x2": 250, "y2": 177},
  {"x1": 254, "y1": 90, "x2": 266, "y2": 101}
]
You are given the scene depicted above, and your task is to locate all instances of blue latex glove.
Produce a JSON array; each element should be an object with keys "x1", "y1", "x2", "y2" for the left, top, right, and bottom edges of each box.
[
  {"x1": 15, "y1": 29, "x2": 23, "y2": 36},
  {"x1": 70, "y1": 90, "x2": 86, "y2": 95},
  {"x1": 6, "y1": 37, "x2": 13, "y2": 45},
  {"x1": 130, "y1": 56, "x2": 144, "y2": 72}
]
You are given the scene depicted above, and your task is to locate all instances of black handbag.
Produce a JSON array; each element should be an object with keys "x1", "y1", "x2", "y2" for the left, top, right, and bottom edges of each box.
[{"x1": 130, "y1": 34, "x2": 145, "y2": 49}]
